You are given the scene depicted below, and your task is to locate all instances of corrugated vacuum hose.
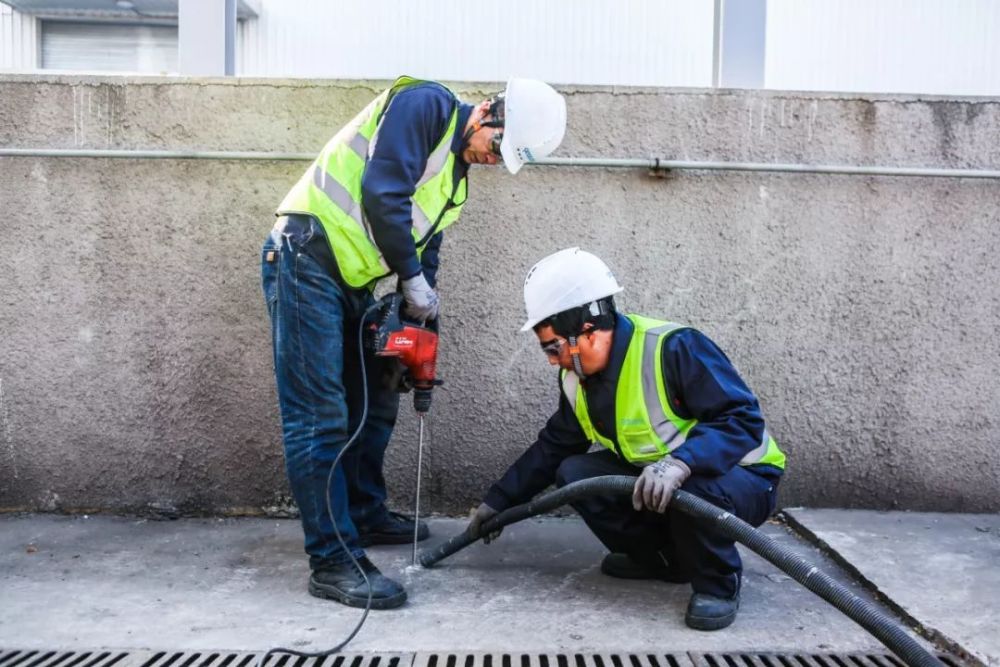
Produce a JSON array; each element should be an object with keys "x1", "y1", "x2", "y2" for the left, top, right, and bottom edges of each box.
[{"x1": 418, "y1": 475, "x2": 943, "y2": 667}]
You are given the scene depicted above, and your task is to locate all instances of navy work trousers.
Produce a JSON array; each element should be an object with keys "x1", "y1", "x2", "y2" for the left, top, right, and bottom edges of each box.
[
  {"x1": 555, "y1": 449, "x2": 778, "y2": 598},
  {"x1": 261, "y1": 214, "x2": 399, "y2": 570}
]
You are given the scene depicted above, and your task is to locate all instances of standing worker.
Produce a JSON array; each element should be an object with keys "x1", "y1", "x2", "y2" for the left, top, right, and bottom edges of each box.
[
  {"x1": 467, "y1": 248, "x2": 786, "y2": 630},
  {"x1": 261, "y1": 77, "x2": 566, "y2": 609}
]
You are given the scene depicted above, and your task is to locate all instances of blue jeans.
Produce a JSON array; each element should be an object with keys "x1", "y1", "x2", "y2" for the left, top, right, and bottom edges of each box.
[
  {"x1": 555, "y1": 449, "x2": 779, "y2": 598},
  {"x1": 261, "y1": 215, "x2": 399, "y2": 569}
]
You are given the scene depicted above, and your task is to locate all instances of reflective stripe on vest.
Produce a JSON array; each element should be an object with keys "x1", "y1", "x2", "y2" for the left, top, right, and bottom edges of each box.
[
  {"x1": 276, "y1": 76, "x2": 468, "y2": 289},
  {"x1": 561, "y1": 315, "x2": 786, "y2": 469}
]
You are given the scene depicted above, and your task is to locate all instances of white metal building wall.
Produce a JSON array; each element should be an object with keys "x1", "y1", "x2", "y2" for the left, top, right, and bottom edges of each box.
[
  {"x1": 236, "y1": 0, "x2": 715, "y2": 87},
  {"x1": 0, "y1": 2, "x2": 38, "y2": 71},
  {"x1": 765, "y1": 0, "x2": 1000, "y2": 96}
]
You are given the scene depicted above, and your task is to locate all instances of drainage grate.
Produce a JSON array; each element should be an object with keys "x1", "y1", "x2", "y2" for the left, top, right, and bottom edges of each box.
[
  {"x1": 411, "y1": 656, "x2": 685, "y2": 667},
  {"x1": 0, "y1": 654, "x2": 408, "y2": 667},
  {"x1": 0, "y1": 652, "x2": 971, "y2": 667},
  {"x1": 255, "y1": 656, "x2": 407, "y2": 667},
  {"x1": 0, "y1": 651, "x2": 129, "y2": 667},
  {"x1": 689, "y1": 653, "x2": 966, "y2": 667}
]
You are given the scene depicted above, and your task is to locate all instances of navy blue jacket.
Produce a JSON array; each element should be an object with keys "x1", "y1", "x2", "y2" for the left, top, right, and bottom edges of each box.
[
  {"x1": 483, "y1": 314, "x2": 783, "y2": 512},
  {"x1": 360, "y1": 82, "x2": 473, "y2": 287}
]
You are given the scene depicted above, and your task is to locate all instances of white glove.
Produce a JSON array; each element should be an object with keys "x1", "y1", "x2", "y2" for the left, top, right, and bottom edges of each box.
[
  {"x1": 632, "y1": 456, "x2": 691, "y2": 513},
  {"x1": 467, "y1": 502, "x2": 502, "y2": 544},
  {"x1": 400, "y1": 272, "x2": 439, "y2": 323}
]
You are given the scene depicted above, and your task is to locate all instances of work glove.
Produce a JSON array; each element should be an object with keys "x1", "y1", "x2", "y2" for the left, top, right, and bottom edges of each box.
[
  {"x1": 632, "y1": 456, "x2": 691, "y2": 513},
  {"x1": 400, "y1": 272, "x2": 439, "y2": 324},
  {"x1": 467, "y1": 502, "x2": 502, "y2": 544}
]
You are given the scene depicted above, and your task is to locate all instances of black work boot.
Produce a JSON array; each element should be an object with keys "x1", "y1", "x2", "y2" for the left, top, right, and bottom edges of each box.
[
  {"x1": 600, "y1": 552, "x2": 692, "y2": 584},
  {"x1": 308, "y1": 556, "x2": 407, "y2": 609},
  {"x1": 684, "y1": 591, "x2": 740, "y2": 630},
  {"x1": 358, "y1": 511, "x2": 430, "y2": 547}
]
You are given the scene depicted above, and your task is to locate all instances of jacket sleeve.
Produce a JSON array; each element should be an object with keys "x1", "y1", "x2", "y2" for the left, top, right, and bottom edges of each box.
[
  {"x1": 420, "y1": 231, "x2": 443, "y2": 288},
  {"x1": 662, "y1": 329, "x2": 768, "y2": 476},
  {"x1": 483, "y1": 375, "x2": 591, "y2": 511},
  {"x1": 360, "y1": 85, "x2": 454, "y2": 281}
]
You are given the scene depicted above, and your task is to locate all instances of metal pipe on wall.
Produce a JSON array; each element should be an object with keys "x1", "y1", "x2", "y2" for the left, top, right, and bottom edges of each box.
[{"x1": 2, "y1": 147, "x2": 1000, "y2": 179}]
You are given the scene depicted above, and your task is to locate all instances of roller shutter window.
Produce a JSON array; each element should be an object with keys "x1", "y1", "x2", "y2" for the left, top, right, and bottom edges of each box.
[{"x1": 41, "y1": 20, "x2": 177, "y2": 73}]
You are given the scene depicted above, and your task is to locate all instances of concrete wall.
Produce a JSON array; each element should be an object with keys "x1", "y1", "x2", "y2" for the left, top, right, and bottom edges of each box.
[{"x1": 1, "y1": 75, "x2": 999, "y2": 516}]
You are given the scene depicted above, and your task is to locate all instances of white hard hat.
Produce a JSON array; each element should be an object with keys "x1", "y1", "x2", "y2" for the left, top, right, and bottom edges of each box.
[
  {"x1": 499, "y1": 78, "x2": 567, "y2": 175},
  {"x1": 520, "y1": 248, "x2": 623, "y2": 332}
]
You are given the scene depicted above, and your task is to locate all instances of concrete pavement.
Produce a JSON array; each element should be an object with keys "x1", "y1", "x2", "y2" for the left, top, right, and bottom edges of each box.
[
  {"x1": 784, "y1": 509, "x2": 1000, "y2": 667},
  {"x1": 0, "y1": 511, "x2": 993, "y2": 663}
]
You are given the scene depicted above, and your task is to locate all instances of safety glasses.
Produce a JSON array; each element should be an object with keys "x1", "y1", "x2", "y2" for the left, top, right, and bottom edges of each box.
[
  {"x1": 487, "y1": 130, "x2": 504, "y2": 158},
  {"x1": 539, "y1": 338, "x2": 564, "y2": 358}
]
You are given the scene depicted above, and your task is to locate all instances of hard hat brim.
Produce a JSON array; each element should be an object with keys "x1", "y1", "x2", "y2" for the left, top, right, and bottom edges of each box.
[
  {"x1": 519, "y1": 284, "x2": 623, "y2": 333},
  {"x1": 500, "y1": 134, "x2": 522, "y2": 174},
  {"x1": 519, "y1": 317, "x2": 539, "y2": 332}
]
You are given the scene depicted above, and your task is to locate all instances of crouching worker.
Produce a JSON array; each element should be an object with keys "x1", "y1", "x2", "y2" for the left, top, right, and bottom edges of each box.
[{"x1": 466, "y1": 248, "x2": 786, "y2": 630}]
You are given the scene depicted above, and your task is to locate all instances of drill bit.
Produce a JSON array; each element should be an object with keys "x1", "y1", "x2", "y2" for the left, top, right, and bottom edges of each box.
[{"x1": 412, "y1": 414, "x2": 426, "y2": 566}]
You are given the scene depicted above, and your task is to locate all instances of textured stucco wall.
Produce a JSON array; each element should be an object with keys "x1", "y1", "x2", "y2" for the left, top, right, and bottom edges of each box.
[{"x1": 1, "y1": 75, "x2": 999, "y2": 515}]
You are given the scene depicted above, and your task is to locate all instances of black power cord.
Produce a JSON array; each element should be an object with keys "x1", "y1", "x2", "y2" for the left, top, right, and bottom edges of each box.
[{"x1": 259, "y1": 301, "x2": 383, "y2": 665}]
